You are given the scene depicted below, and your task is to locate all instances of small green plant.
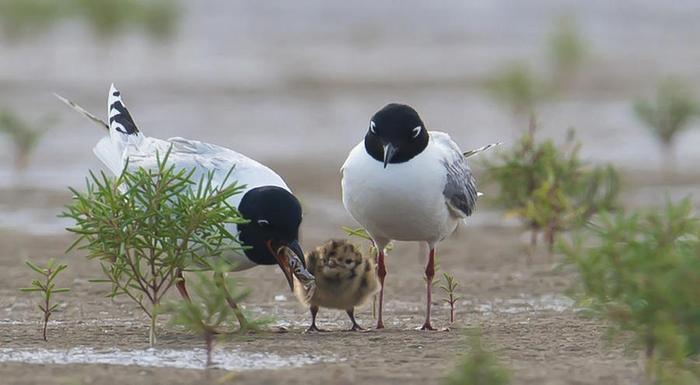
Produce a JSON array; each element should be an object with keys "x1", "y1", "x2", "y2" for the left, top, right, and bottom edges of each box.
[
  {"x1": 634, "y1": 79, "x2": 699, "y2": 171},
  {"x1": 443, "y1": 329, "x2": 511, "y2": 385},
  {"x1": 485, "y1": 63, "x2": 544, "y2": 118},
  {"x1": 440, "y1": 272, "x2": 462, "y2": 325},
  {"x1": 342, "y1": 226, "x2": 396, "y2": 259},
  {"x1": 0, "y1": 0, "x2": 179, "y2": 41},
  {"x1": 0, "y1": 109, "x2": 50, "y2": 170},
  {"x1": 483, "y1": 125, "x2": 619, "y2": 252},
  {"x1": 547, "y1": 16, "x2": 586, "y2": 91},
  {"x1": 561, "y1": 199, "x2": 700, "y2": 383},
  {"x1": 63, "y1": 151, "x2": 246, "y2": 345},
  {"x1": 484, "y1": 17, "x2": 588, "y2": 122},
  {"x1": 159, "y1": 262, "x2": 260, "y2": 368},
  {"x1": 72, "y1": 0, "x2": 179, "y2": 41},
  {"x1": 20, "y1": 258, "x2": 70, "y2": 341}
]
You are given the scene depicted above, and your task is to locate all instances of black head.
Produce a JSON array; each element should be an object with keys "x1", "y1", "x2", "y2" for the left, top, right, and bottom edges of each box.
[
  {"x1": 364, "y1": 103, "x2": 429, "y2": 167},
  {"x1": 237, "y1": 186, "x2": 307, "y2": 290}
]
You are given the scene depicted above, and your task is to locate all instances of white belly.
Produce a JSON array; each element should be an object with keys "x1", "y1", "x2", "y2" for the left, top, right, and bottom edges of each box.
[{"x1": 341, "y1": 143, "x2": 458, "y2": 244}]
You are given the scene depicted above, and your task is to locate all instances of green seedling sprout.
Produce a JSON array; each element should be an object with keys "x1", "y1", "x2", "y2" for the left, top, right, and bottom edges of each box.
[
  {"x1": 485, "y1": 17, "x2": 589, "y2": 125},
  {"x1": 63, "y1": 150, "x2": 246, "y2": 345},
  {"x1": 440, "y1": 272, "x2": 462, "y2": 325},
  {"x1": 485, "y1": 63, "x2": 544, "y2": 120},
  {"x1": 633, "y1": 79, "x2": 699, "y2": 172},
  {"x1": 561, "y1": 198, "x2": 700, "y2": 383},
  {"x1": 443, "y1": 329, "x2": 511, "y2": 385},
  {"x1": 20, "y1": 258, "x2": 70, "y2": 341},
  {"x1": 0, "y1": 109, "x2": 51, "y2": 170},
  {"x1": 159, "y1": 262, "x2": 262, "y2": 368},
  {"x1": 547, "y1": 16, "x2": 586, "y2": 92}
]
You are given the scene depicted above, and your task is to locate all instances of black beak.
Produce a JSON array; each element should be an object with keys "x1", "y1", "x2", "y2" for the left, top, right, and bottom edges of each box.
[{"x1": 383, "y1": 143, "x2": 398, "y2": 168}]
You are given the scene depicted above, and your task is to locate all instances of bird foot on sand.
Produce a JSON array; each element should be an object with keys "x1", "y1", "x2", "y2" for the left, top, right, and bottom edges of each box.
[
  {"x1": 345, "y1": 324, "x2": 368, "y2": 332},
  {"x1": 418, "y1": 322, "x2": 437, "y2": 331},
  {"x1": 304, "y1": 324, "x2": 328, "y2": 333}
]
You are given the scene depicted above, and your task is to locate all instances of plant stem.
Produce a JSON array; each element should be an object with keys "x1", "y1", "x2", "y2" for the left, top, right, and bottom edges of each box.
[
  {"x1": 42, "y1": 313, "x2": 49, "y2": 341},
  {"x1": 43, "y1": 285, "x2": 50, "y2": 341},
  {"x1": 530, "y1": 228, "x2": 538, "y2": 247},
  {"x1": 204, "y1": 330, "x2": 215, "y2": 368},
  {"x1": 644, "y1": 335, "x2": 656, "y2": 383},
  {"x1": 149, "y1": 312, "x2": 157, "y2": 346}
]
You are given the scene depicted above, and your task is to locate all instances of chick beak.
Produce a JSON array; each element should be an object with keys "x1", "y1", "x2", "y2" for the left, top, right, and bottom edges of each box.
[
  {"x1": 383, "y1": 143, "x2": 397, "y2": 168},
  {"x1": 267, "y1": 239, "x2": 314, "y2": 292}
]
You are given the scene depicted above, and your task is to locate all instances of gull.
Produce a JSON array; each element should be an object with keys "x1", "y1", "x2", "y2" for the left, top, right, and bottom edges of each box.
[
  {"x1": 341, "y1": 103, "x2": 496, "y2": 330},
  {"x1": 56, "y1": 84, "x2": 316, "y2": 328}
]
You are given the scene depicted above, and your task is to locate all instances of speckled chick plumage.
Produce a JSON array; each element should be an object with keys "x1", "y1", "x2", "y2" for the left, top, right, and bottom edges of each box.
[{"x1": 295, "y1": 239, "x2": 379, "y2": 310}]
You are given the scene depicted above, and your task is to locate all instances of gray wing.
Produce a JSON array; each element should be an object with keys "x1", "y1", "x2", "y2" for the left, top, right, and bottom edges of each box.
[
  {"x1": 430, "y1": 131, "x2": 478, "y2": 218},
  {"x1": 443, "y1": 156, "x2": 478, "y2": 218}
]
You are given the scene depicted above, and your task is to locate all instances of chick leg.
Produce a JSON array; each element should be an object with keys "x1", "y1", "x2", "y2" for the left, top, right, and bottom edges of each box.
[
  {"x1": 346, "y1": 308, "x2": 364, "y2": 331},
  {"x1": 376, "y1": 249, "x2": 387, "y2": 329},
  {"x1": 420, "y1": 248, "x2": 437, "y2": 331},
  {"x1": 306, "y1": 305, "x2": 326, "y2": 332}
]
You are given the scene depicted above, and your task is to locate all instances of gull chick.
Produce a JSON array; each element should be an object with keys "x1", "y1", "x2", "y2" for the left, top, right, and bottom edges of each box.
[{"x1": 295, "y1": 239, "x2": 379, "y2": 332}]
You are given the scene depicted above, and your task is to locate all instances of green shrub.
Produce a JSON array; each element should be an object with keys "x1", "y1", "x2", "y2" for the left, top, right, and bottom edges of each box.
[
  {"x1": 485, "y1": 63, "x2": 544, "y2": 118},
  {"x1": 483, "y1": 126, "x2": 619, "y2": 252},
  {"x1": 561, "y1": 199, "x2": 700, "y2": 383},
  {"x1": 547, "y1": 16, "x2": 586, "y2": 91},
  {"x1": 485, "y1": 17, "x2": 589, "y2": 120},
  {"x1": 0, "y1": 109, "x2": 50, "y2": 170},
  {"x1": 443, "y1": 329, "x2": 511, "y2": 385},
  {"x1": 63, "y1": 150, "x2": 246, "y2": 345},
  {"x1": 634, "y1": 79, "x2": 699, "y2": 170},
  {"x1": 0, "y1": 0, "x2": 180, "y2": 41}
]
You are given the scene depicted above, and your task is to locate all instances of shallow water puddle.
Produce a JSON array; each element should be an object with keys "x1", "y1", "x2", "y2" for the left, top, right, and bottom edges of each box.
[
  {"x1": 469, "y1": 294, "x2": 574, "y2": 315},
  {"x1": 0, "y1": 347, "x2": 330, "y2": 371}
]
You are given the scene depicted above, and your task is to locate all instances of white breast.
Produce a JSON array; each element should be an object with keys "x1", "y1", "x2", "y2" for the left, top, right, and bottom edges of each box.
[{"x1": 341, "y1": 139, "x2": 458, "y2": 245}]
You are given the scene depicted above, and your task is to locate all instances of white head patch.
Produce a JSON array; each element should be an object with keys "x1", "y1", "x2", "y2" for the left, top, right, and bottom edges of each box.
[{"x1": 412, "y1": 125, "x2": 422, "y2": 138}]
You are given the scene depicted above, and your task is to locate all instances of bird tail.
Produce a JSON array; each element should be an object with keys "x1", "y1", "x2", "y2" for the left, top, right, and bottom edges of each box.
[
  {"x1": 95, "y1": 84, "x2": 144, "y2": 175},
  {"x1": 462, "y1": 142, "x2": 501, "y2": 158},
  {"x1": 107, "y1": 83, "x2": 143, "y2": 152},
  {"x1": 54, "y1": 84, "x2": 144, "y2": 176}
]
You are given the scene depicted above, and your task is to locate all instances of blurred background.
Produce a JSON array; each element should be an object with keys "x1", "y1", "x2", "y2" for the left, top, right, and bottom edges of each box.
[{"x1": 1, "y1": 0, "x2": 699, "y2": 236}]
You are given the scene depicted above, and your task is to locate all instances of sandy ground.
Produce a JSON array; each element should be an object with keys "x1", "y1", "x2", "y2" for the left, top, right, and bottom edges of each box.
[{"x1": 0, "y1": 178, "x2": 655, "y2": 385}]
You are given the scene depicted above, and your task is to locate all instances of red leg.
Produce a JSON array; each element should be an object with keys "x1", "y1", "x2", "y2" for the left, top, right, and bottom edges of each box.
[
  {"x1": 175, "y1": 269, "x2": 190, "y2": 301},
  {"x1": 420, "y1": 248, "x2": 436, "y2": 331},
  {"x1": 376, "y1": 249, "x2": 387, "y2": 329}
]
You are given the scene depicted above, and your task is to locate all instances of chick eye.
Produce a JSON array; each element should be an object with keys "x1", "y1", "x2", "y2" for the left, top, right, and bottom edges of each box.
[
  {"x1": 345, "y1": 259, "x2": 353, "y2": 264},
  {"x1": 412, "y1": 125, "x2": 422, "y2": 138},
  {"x1": 370, "y1": 121, "x2": 377, "y2": 134},
  {"x1": 257, "y1": 219, "x2": 270, "y2": 226}
]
